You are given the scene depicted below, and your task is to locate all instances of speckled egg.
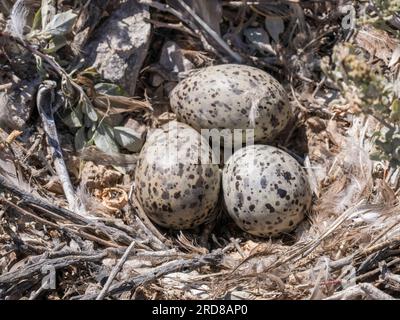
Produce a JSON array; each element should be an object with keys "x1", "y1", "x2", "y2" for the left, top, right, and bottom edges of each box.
[
  {"x1": 222, "y1": 145, "x2": 312, "y2": 237},
  {"x1": 134, "y1": 121, "x2": 221, "y2": 229},
  {"x1": 170, "y1": 64, "x2": 292, "y2": 142}
]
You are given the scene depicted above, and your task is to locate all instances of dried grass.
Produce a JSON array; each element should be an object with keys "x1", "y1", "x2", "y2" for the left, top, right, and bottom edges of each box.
[{"x1": 1, "y1": 0, "x2": 400, "y2": 300}]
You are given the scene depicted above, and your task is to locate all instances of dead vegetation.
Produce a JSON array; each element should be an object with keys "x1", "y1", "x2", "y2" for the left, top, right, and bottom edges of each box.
[{"x1": 1, "y1": 0, "x2": 400, "y2": 300}]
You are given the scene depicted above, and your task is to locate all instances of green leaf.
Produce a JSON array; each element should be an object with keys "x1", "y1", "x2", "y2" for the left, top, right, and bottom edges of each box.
[
  {"x1": 84, "y1": 114, "x2": 94, "y2": 128},
  {"x1": 32, "y1": 8, "x2": 42, "y2": 31},
  {"x1": 79, "y1": 67, "x2": 101, "y2": 81},
  {"x1": 44, "y1": 35, "x2": 67, "y2": 53},
  {"x1": 61, "y1": 107, "x2": 83, "y2": 128},
  {"x1": 74, "y1": 127, "x2": 86, "y2": 151},
  {"x1": 390, "y1": 99, "x2": 400, "y2": 121},
  {"x1": 93, "y1": 124, "x2": 119, "y2": 154},
  {"x1": 113, "y1": 126, "x2": 144, "y2": 152},
  {"x1": 80, "y1": 97, "x2": 98, "y2": 122},
  {"x1": 370, "y1": 151, "x2": 383, "y2": 161},
  {"x1": 95, "y1": 83, "x2": 126, "y2": 96},
  {"x1": 87, "y1": 124, "x2": 97, "y2": 140},
  {"x1": 44, "y1": 10, "x2": 77, "y2": 36}
]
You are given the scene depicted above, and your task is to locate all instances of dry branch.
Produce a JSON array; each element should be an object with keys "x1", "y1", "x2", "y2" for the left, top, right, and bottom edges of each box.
[
  {"x1": 75, "y1": 247, "x2": 228, "y2": 299},
  {"x1": 36, "y1": 81, "x2": 84, "y2": 214},
  {"x1": 0, "y1": 251, "x2": 107, "y2": 285},
  {"x1": 96, "y1": 240, "x2": 136, "y2": 300},
  {"x1": 0, "y1": 175, "x2": 136, "y2": 247}
]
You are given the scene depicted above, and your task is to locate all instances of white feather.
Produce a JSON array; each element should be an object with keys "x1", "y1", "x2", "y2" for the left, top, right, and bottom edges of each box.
[{"x1": 7, "y1": 0, "x2": 28, "y2": 39}]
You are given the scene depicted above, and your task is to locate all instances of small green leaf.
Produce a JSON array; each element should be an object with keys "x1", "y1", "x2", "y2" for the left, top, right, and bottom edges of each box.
[
  {"x1": 61, "y1": 107, "x2": 83, "y2": 128},
  {"x1": 370, "y1": 151, "x2": 383, "y2": 161},
  {"x1": 93, "y1": 124, "x2": 119, "y2": 154},
  {"x1": 83, "y1": 114, "x2": 94, "y2": 128},
  {"x1": 87, "y1": 124, "x2": 97, "y2": 140},
  {"x1": 80, "y1": 97, "x2": 98, "y2": 122},
  {"x1": 74, "y1": 127, "x2": 86, "y2": 151},
  {"x1": 79, "y1": 67, "x2": 101, "y2": 81},
  {"x1": 390, "y1": 99, "x2": 400, "y2": 121},
  {"x1": 95, "y1": 83, "x2": 126, "y2": 96},
  {"x1": 44, "y1": 35, "x2": 67, "y2": 53},
  {"x1": 113, "y1": 126, "x2": 144, "y2": 152},
  {"x1": 44, "y1": 10, "x2": 77, "y2": 36},
  {"x1": 32, "y1": 8, "x2": 42, "y2": 31}
]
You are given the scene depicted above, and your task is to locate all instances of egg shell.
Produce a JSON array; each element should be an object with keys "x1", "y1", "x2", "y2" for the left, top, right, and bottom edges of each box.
[
  {"x1": 222, "y1": 144, "x2": 312, "y2": 237},
  {"x1": 170, "y1": 64, "x2": 292, "y2": 142},
  {"x1": 134, "y1": 121, "x2": 221, "y2": 230}
]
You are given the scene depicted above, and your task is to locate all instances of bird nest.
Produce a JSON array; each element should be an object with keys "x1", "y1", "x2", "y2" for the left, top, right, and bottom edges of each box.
[{"x1": 1, "y1": 0, "x2": 400, "y2": 300}]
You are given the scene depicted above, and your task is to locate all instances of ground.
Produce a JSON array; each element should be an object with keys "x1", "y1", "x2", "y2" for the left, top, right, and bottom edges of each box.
[{"x1": 0, "y1": 0, "x2": 400, "y2": 300}]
